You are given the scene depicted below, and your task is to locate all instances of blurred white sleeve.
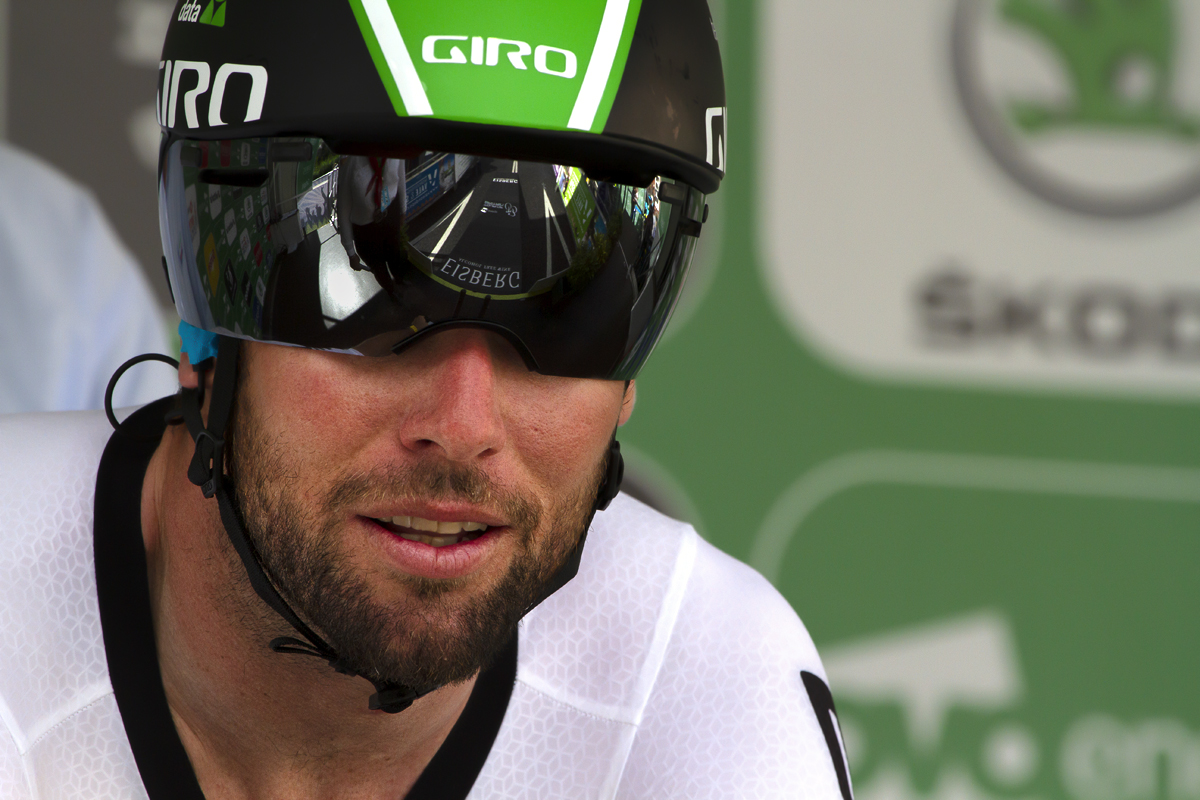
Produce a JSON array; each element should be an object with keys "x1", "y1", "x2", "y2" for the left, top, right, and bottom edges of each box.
[{"x1": 0, "y1": 143, "x2": 177, "y2": 413}]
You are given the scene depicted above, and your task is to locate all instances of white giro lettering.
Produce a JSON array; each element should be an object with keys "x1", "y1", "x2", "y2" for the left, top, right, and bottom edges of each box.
[
  {"x1": 423, "y1": 35, "x2": 469, "y2": 64},
  {"x1": 706, "y1": 106, "x2": 726, "y2": 172},
  {"x1": 158, "y1": 60, "x2": 172, "y2": 126},
  {"x1": 426, "y1": 35, "x2": 576, "y2": 79},
  {"x1": 169, "y1": 60, "x2": 211, "y2": 129},
  {"x1": 487, "y1": 38, "x2": 531, "y2": 70},
  {"x1": 535, "y1": 45, "x2": 577, "y2": 79},
  {"x1": 359, "y1": 0, "x2": 433, "y2": 116},
  {"x1": 568, "y1": 0, "x2": 632, "y2": 130},
  {"x1": 208, "y1": 64, "x2": 269, "y2": 126}
]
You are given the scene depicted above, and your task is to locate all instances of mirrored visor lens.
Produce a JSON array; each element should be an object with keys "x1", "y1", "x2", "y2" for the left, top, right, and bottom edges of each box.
[{"x1": 160, "y1": 137, "x2": 705, "y2": 380}]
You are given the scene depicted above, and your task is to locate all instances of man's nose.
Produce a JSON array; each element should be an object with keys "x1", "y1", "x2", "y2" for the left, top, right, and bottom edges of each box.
[{"x1": 397, "y1": 328, "x2": 509, "y2": 463}]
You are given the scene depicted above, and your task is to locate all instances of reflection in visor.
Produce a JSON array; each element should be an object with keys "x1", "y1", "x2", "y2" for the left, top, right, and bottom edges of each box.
[{"x1": 161, "y1": 137, "x2": 704, "y2": 379}]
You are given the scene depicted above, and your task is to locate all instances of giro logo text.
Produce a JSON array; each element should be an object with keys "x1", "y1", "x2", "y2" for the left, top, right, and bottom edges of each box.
[
  {"x1": 421, "y1": 36, "x2": 578, "y2": 79},
  {"x1": 158, "y1": 60, "x2": 268, "y2": 129}
]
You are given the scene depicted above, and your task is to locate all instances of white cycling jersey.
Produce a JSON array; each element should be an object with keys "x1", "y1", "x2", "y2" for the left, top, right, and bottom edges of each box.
[{"x1": 0, "y1": 409, "x2": 850, "y2": 799}]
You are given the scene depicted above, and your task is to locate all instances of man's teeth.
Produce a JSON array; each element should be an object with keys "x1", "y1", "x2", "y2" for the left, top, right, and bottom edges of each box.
[
  {"x1": 385, "y1": 516, "x2": 489, "y2": 547},
  {"x1": 390, "y1": 516, "x2": 488, "y2": 534}
]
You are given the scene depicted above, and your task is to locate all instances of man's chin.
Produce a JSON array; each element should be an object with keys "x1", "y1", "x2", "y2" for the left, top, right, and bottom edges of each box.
[
  {"x1": 298, "y1": 553, "x2": 546, "y2": 690},
  {"x1": 324, "y1": 601, "x2": 521, "y2": 691}
]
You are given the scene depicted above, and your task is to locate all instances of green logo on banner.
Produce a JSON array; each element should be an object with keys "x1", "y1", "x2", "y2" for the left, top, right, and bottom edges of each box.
[
  {"x1": 756, "y1": 453, "x2": 1200, "y2": 800},
  {"x1": 1001, "y1": 0, "x2": 1198, "y2": 138},
  {"x1": 952, "y1": 0, "x2": 1200, "y2": 217},
  {"x1": 199, "y1": 0, "x2": 226, "y2": 27}
]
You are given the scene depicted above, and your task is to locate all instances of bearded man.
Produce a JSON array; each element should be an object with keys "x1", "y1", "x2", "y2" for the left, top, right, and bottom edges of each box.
[{"x1": 0, "y1": 1, "x2": 853, "y2": 797}]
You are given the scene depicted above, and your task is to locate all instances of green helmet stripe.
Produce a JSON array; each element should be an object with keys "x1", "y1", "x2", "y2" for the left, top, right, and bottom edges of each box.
[
  {"x1": 588, "y1": 0, "x2": 642, "y2": 133},
  {"x1": 348, "y1": 0, "x2": 402, "y2": 114},
  {"x1": 352, "y1": 0, "x2": 434, "y2": 115},
  {"x1": 567, "y1": 0, "x2": 640, "y2": 132},
  {"x1": 349, "y1": 0, "x2": 433, "y2": 116},
  {"x1": 347, "y1": 0, "x2": 642, "y2": 131}
]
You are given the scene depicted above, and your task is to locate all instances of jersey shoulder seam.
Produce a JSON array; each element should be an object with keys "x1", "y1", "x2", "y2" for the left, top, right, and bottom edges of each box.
[
  {"x1": 514, "y1": 676, "x2": 641, "y2": 727},
  {"x1": 0, "y1": 712, "x2": 38, "y2": 800},
  {"x1": 23, "y1": 682, "x2": 116, "y2": 755},
  {"x1": 516, "y1": 527, "x2": 699, "y2": 726}
]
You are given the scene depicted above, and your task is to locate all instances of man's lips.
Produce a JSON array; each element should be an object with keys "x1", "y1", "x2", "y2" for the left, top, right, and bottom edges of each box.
[
  {"x1": 371, "y1": 515, "x2": 491, "y2": 546},
  {"x1": 359, "y1": 515, "x2": 507, "y2": 580},
  {"x1": 358, "y1": 503, "x2": 507, "y2": 531}
]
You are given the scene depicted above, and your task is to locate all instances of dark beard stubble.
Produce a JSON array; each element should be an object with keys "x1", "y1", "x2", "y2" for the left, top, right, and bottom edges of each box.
[{"x1": 223, "y1": 387, "x2": 605, "y2": 694}]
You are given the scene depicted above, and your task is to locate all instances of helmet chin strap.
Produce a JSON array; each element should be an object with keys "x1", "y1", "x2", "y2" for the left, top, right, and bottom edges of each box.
[
  {"x1": 179, "y1": 336, "x2": 623, "y2": 713},
  {"x1": 521, "y1": 438, "x2": 622, "y2": 618},
  {"x1": 179, "y1": 337, "x2": 429, "y2": 712}
]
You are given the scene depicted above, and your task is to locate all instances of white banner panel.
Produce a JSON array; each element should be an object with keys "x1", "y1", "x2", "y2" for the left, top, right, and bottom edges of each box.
[{"x1": 761, "y1": 0, "x2": 1200, "y2": 397}]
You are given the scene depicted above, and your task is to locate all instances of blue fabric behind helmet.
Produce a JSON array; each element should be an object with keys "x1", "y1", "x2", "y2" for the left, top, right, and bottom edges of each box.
[{"x1": 178, "y1": 320, "x2": 220, "y2": 364}]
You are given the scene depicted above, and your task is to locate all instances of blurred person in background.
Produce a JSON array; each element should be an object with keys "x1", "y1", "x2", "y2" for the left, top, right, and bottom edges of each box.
[{"x1": 0, "y1": 141, "x2": 177, "y2": 413}]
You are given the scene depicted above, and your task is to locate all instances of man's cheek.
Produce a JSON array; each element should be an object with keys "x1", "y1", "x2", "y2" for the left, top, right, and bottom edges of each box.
[
  {"x1": 522, "y1": 404, "x2": 611, "y2": 468},
  {"x1": 521, "y1": 439, "x2": 595, "y2": 493}
]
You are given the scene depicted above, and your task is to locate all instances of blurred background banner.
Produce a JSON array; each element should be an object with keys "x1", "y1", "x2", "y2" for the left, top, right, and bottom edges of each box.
[
  {"x1": 4, "y1": 0, "x2": 173, "y2": 308},
  {"x1": 763, "y1": 1, "x2": 1200, "y2": 399},
  {"x1": 638, "y1": 2, "x2": 1200, "y2": 800},
  {"x1": 3, "y1": 2, "x2": 1198, "y2": 799}
]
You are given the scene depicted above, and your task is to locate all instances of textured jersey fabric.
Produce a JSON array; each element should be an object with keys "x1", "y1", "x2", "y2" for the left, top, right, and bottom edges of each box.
[
  {"x1": 0, "y1": 410, "x2": 843, "y2": 799},
  {"x1": 0, "y1": 143, "x2": 177, "y2": 413}
]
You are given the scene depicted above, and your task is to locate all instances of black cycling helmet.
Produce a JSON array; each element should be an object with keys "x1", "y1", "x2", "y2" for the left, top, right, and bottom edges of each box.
[
  {"x1": 156, "y1": 0, "x2": 725, "y2": 714},
  {"x1": 159, "y1": 0, "x2": 726, "y2": 379}
]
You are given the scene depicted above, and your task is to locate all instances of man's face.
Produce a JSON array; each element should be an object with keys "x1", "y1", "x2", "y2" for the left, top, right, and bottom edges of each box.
[{"x1": 225, "y1": 330, "x2": 632, "y2": 693}]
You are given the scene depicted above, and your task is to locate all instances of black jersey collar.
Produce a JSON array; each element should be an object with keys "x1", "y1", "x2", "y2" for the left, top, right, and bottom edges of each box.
[{"x1": 94, "y1": 397, "x2": 516, "y2": 799}]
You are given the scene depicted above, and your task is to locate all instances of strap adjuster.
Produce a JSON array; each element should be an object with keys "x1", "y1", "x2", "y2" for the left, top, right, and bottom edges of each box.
[{"x1": 187, "y1": 429, "x2": 226, "y2": 497}]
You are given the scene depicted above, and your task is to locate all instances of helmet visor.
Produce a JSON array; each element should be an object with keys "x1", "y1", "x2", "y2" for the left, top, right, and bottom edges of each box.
[{"x1": 160, "y1": 136, "x2": 706, "y2": 380}]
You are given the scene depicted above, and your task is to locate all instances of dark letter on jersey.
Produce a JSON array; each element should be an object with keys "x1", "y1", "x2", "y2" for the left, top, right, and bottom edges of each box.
[{"x1": 801, "y1": 671, "x2": 854, "y2": 800}]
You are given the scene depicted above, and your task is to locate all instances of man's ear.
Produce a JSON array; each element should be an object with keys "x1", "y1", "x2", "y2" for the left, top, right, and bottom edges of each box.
[
  {"x1": 178, "y1": 354, "x2": 217, "y2": 420},
  {"x1": 618, "y1": 380, "x2": 637, "y2": 426},
  {"x1": 178, "y1": 352, "x2": 202, "y2": 390}
]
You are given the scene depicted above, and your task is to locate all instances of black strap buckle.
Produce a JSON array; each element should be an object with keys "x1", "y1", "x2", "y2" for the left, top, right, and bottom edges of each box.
[
  {"x1": 594, "y1": 440, "x2": 624, "y2": 511},
  {"x1": 187, "y1": 429, "x2": 225, "y2": 497},
  {"x1": 369, "y1": 686, "x2": 422, "y2": 714}
]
